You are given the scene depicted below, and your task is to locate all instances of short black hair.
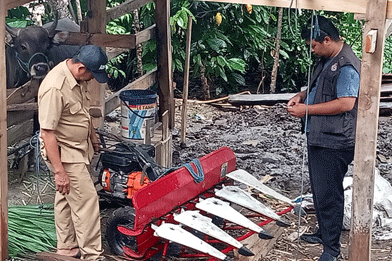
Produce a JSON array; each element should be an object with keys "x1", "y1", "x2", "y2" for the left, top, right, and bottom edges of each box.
[{"x1": 301, "y1": 15, "x2": 340, "y2": 42}]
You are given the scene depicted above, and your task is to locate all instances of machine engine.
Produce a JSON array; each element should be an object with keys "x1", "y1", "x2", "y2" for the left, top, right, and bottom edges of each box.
[{"x1": 97, "y1": 143, "x2": 156, "y2": 200}]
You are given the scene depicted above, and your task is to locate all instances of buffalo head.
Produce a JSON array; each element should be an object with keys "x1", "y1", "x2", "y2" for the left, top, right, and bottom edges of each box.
[{"x1": 6, "y1": 14, "x2": 58, "y2": 88}]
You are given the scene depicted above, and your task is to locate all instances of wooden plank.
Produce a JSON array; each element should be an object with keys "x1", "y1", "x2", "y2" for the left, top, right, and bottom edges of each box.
[
  {"x1": 6, "y1": 0, "x2": 392, "y2": 19},
  {"x1": 6, "y1": 79, "x2": 40, "y2": 105},
  {"x1": 136, "y1": 25, "x2": 156, "y2": 45},
  {"x1": 106, "y1": 0, "x2": 154, "y2": 22},
  {"x1": 7, "y1": 103, "x2": 37, "y2": 112},
  {"x1": 104, "y1": 68, "x2": 157, "y2": 116},
  {"x1": 36, "y1": 252, "x2": 80, "y2": 261},
  {"x1": 64, "y1": 32, "x2": 136, "y2": 48},
  {"x1": 62, "y1": 25, "x2": 155, "y2": 48},
  {"x1": 0, "y1": 3, "x2": 8, "y2": 259},
  {"x1": 348, "y1": 1, "x2": 388, "y2": 261},
  {"x1": 155, "y1": 0, "x2": 174, "y2": 128},
  {"x1": 235, "y1": 223, "x2": 285, "y2": 261},
  {"x1": 228, "y1": 93, "x2": 296, "y2": 106},
  {"x1": 7, "y1": 119, "x2": 33, "y2": 146},
  {"x1": 7, "y1": 111, "x2": 34, "y2": 128},
  {"x1": 199, "y1": 0, "x2": 392, "y2": 19},
  {"x1": 381, "y1": 83, "x2": 392, "y2": 92}
]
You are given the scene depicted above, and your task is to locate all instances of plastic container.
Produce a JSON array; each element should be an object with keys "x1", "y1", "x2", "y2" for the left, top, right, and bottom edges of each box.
[{"x1": 119, "y1": 90, "x2": 157, "y2": 141}]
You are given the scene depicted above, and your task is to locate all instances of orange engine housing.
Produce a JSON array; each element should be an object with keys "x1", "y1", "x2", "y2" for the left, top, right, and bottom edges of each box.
[
  {"x1": 126, "y1": 171, "x2": 150, "y2": 199},
  {"x1": 101, "y1": 169, "x2": 149, "y2": 199}
]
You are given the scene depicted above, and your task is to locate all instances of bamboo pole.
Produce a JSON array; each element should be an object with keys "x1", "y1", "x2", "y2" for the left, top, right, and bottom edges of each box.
[
  {"x1": 0, "y1": 2, "x2": 9, "y2": 259},
  {"x1": 180, "y1": 15, "x2": 193, "y2": 148}
]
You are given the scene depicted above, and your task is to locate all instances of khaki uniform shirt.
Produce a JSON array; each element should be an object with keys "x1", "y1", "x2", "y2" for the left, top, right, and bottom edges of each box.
[{"x1": 38, "y1": 60, "x2": 94, "y2": 164}]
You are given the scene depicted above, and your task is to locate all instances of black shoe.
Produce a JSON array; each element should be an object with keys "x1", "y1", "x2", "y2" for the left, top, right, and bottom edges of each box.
[
  {"x1": 318, "y1": 251, "x2": 337, "y2": 261},
  {"x1": 300, "y1": 231, "x2": 323, "y2": 244}
]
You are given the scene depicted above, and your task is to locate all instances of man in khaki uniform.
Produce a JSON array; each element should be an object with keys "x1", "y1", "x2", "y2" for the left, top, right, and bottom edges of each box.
[{"x1": 38, "y1": 45, "x2": 108, "y2": 260}]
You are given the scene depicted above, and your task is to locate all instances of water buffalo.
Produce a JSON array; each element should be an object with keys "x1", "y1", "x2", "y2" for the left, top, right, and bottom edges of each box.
[
  {"x1": 43, "y1": 18, "x2": 81, "y2": 66},
  {"x1": 5, "y1": 15, "x2": 58, "y2": 88}
]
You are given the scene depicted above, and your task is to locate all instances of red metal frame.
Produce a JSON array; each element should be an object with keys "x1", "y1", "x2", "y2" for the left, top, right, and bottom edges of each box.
[{"x1": 115, "y1": 147, "x2": 292, "y2": 260}]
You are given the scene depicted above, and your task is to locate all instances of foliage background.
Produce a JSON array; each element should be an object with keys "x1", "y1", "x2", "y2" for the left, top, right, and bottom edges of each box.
[{"x1": 6, "y1": 0, "x2": 392, "y2": 97}]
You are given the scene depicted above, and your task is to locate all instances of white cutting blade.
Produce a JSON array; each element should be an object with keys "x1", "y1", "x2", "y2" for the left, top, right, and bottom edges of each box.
[
  {"x1": 195, "y1": 197, "x2": 272, "y2": 239},
  {"x1": 174, "y1": 210, "x2": 242, "y2": 249},
  {"x1": 152, "y1": 222, "x2": 227, "y2": 260},
  {"x1": 215, "y1": 186, "x2": 290, "y2": 227},
  {"x1": 215, "y1": 186, "x2": 281, "y2": 220},
  {"x1": 227, "y1": 169, "x2": 294, "y2": 205}
]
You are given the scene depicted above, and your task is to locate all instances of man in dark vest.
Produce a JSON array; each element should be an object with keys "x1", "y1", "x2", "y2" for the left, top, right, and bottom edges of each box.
[{"x1": 287, "y1": 15, "x2": 360, "y2": 261}]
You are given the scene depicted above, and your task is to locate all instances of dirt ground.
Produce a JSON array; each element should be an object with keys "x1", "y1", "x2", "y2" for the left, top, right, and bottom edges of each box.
[{"x1": 7, "y1": 98, "x2": 392, "y2": 260}]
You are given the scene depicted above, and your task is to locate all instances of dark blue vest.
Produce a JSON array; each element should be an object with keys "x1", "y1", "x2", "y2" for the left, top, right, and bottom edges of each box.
[{"x1": 306, "y1": 43, "x2": 361, "y2": 149}]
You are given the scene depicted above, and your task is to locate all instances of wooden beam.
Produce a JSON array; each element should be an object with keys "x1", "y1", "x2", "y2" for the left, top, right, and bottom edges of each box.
[
  {"x1": 7, "y1": 119, "x2": 33, "y2": 145},
  {"x1": 64, "y1": 32, "x2": 136, "y2": 48},
  {"x1": 348, "y1": 1, "x2": 388, "y2": 261},
  {"x1": 155, "y1": 0, "x2": 174, "y2": 128},
  {"x1": 201, "y1": 0, "x2": 367, "y2": 14},
  {"x1": 7, "y1": 103, "x2": 37, "y2": 112},
  {"x1": 228, "y1": 93, "x2": 296, "y2": 106},
  {"x1": 0, "y1": 3, "x2": 9, "y2": 259},
  {"x1": 106, "y1": 0, "x2": 154, "y2": 22},
  {"x1": 86, "y1": 0, "x2": 107, "y2": 129},
  {"x1": 199, "y1": 0, "x2": 392, "y2": 19},
  {"x1": 6, "y1": 79, "x2": 40, "y2": 105},
  {"x1": 36, "y1": 251, "x2": 80, "y2": 261},
  {"x1": 104, "y1": 68, "x2": 157, "y2": 115},
  {"x1": 6, "y1": 0, "x2": 392, "y2": 19},
  {"x1": 6, "y1": 0, "x2": 32, "y2": 10},
  {"x1": 7, "y1": 111, "x2": 34, "y2": 128},
  {"x1": 63, "y1": 25, "x2": 155, "y2": 48},
  {"x1": 136, "y1": 25, "x2": 156, "y2": 45}
]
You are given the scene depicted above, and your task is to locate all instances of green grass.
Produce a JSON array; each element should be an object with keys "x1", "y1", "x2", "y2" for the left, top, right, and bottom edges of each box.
[{"x1": 8, "y1": 204, "x2": 56, "y2": 257}]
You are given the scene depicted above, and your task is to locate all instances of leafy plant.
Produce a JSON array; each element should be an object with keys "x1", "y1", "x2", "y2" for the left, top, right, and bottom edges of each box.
[
  {"x1": 6, "y1": 6, "x2": 34, "y2": 27},
  {"x1": 8, "y1": 204, "x2": 56, "y2": 257}
]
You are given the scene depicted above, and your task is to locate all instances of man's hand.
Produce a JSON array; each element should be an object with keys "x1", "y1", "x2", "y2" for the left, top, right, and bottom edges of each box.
[
  {"x1": 54, "y1": 170, "x2": 70, "y2": 195},
  {"x1": 41, "y1": 128, "x2": 70, "y2": 195},
  {"x1": 287, "y1": 91, "x2": 306, "y2": 107},
  {"x1": 90, "y1": 123, "x2": 100, "y2": 154},
  {"x1": 287, "y1": 104, "x2": 307, "y2": 118}
]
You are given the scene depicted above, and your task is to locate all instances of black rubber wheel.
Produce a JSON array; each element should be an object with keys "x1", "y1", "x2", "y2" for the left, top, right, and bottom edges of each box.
[{"x1": 106, "y1": 206, "x2": 137, "y2": 256}]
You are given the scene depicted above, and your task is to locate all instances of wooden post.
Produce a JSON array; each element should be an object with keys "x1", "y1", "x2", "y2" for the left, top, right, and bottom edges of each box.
[
  {"x1": 161, "y1": 110, "x2": 169, "y2": 167},
  {"x1": 155, "y1": 0, "x2": 174, "y2": 129},
  {"x1": 348, "y1": 0, "x2": 387, "y2": 260},
  {"x1": 86, "y1": 0, "x2": 107, "y2": 128},
  {"x1": 0, "y1": 2, "x2": 9, "y2": 260},
  {"x1": 180, "y1": 16, "x2": 192, "y2": 148}
]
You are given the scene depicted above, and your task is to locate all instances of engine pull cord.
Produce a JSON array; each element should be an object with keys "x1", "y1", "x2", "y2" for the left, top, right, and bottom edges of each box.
[{"x1": 294, "y1": 11, "x2": 316, "y2": 261}]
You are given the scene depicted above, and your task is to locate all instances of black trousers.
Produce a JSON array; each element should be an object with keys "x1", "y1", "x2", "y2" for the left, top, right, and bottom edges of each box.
[{"x1": 308, "y1": 145, "x2": 354, "y2": 257}]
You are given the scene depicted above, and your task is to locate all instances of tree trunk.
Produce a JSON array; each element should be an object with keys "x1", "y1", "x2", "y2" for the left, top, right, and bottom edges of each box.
[
  {"x1": 47, "y1": 0, "x2": 73, "y2": 20},
  {"x1": 270, "y1": 7, "x2": 283, "y2": 94},
  {"x1": 133, "y1": 9, "x2": 144, "y2": 77},
  {"x1": 201, "y1": 65, "x2": 210, "y2": 100},
  {"x1": 74, "y1": 0, "x2": 83, "y2": 24}
]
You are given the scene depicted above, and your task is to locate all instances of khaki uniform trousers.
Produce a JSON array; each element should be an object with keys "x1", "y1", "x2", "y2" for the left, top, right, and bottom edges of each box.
[{"x1": 50, "y1": 162, "x2": 103, "y2": 260}]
